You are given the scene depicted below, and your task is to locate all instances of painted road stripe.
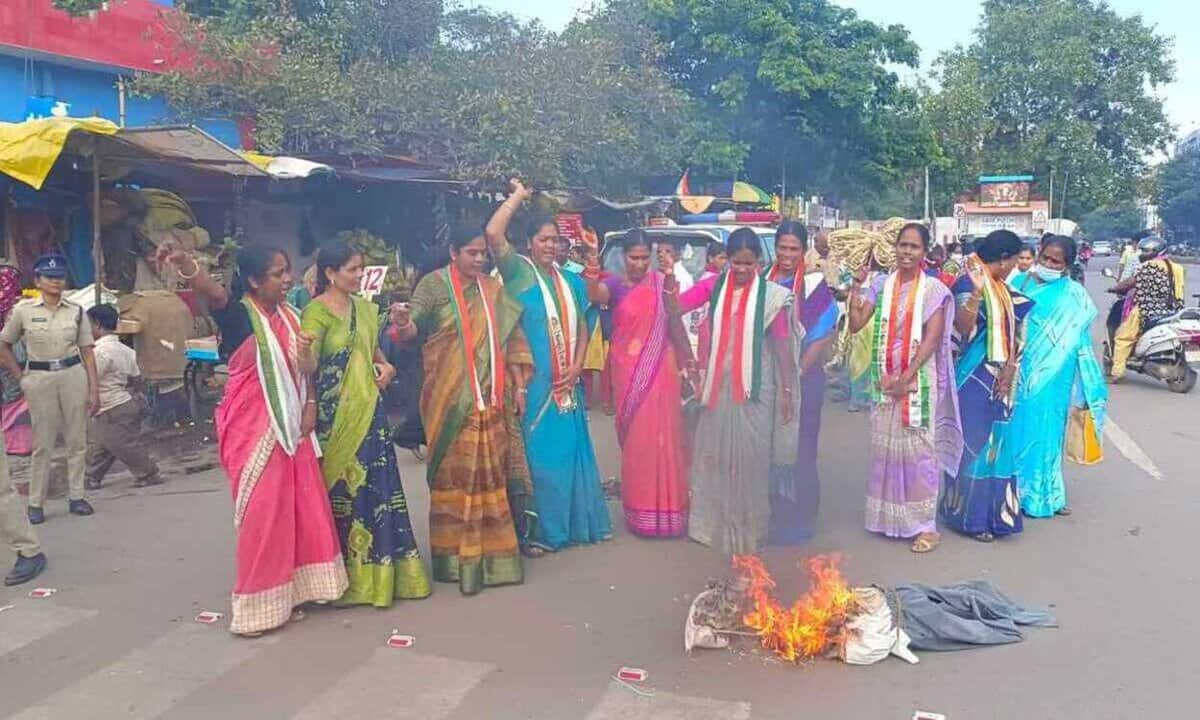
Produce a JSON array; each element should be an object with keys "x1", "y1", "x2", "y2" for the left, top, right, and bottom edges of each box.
[
  {"x1": 8, "y1": 623, "x2": 273, "y2": 720},
  {"x1": 1105, "y1": 419, "x2": 1164, "y2": 480},
  {"x1": 0, "y1": 602, "x2": 97, "y2": 657},
  {"x1": 291, "y1": 649, "x2": 494, "y2": 720},
  {"x1": 585, "y1": 685, "x2": 752, "y2": 720}
]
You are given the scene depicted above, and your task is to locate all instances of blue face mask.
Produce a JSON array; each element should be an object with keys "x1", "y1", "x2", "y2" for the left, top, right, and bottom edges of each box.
[{"x1": 1034, "y1": 263, "x2": 1064, "y2": 281}]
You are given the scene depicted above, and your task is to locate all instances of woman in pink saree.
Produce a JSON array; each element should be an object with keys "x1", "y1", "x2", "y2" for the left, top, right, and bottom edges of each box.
[
  {"x1": 586, "y1": 231, "x2": 690, "y2": 536},
  {"x1": 170, "y1": 244, "x2": 347, "y2": 635}
]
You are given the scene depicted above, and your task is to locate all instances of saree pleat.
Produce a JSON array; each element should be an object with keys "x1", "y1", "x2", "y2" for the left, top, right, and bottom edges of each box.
[
  {"x1": 302, "y1": 297, "x2": 430, "y2": 606},
  {"x1": 939, "y1": 277, "x2": 1032, "y2": 538},
  {"x1": 217, "y1": 309, "x2": 346, "y2": 635},
  {"x1": 494, "y1": 246, "x2": 612, "y2": 551},
  {"x1": 608, "y1": 273, "x2": 688, "y2": 537},
  {"x1": 862, "y1": 274, "x2": 962, "y2": 539},
  {"x1": 413, "y1": 271, "x2": 525, "y2": 594},
  {"x1": 1005, "y1": 273, "x2": 1108, "y2": 517}
]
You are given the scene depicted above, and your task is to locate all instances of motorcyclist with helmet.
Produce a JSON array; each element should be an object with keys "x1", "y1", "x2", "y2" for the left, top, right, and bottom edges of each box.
[{"x1": 1108, "y1": 236, "x2": 1187, "y2": 382}]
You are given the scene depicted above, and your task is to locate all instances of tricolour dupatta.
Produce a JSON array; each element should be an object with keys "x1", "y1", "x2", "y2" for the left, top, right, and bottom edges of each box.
[
  {"x1": 242, "y1": 296, "x2": 309, "y2": 456},
  {"x1": 520, "y1": 255, "x2": 579, "y2": 411},
  {"x1": 701, "y1": 271, "x2": 767, "y2": 407},
  {"x1": 870, "y1": 272, "x2": 931, "y2": 429},
  {"x1": 444, "y1": 265, "x2": 504, "y2": 412}
]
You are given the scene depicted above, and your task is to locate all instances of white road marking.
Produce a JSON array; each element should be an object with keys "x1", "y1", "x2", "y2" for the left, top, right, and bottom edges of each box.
[
  {"x1": 585, "y1": 685, "x2": 752, "y2": 720},
  {"x1": 1105, "y1": 419, "x2": 1164, "y2": 480},
  {"x1": 291, "y1": 649, "x2": 494, "y2": 720},
  {"x1": 7, "y1": 622, "x2": 274, "y2": 720},
  {"x1": 0, "y1": 602, "x2": 97, "y2": 656}
]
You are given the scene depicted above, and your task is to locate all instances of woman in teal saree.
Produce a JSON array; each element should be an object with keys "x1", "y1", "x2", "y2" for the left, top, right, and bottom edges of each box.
[
  {"x1": 483, "y1": 180, "x2": 612, "y2": 552},
  {"x1": 1007, "y1": 235, "x2": 1108, "y2": 518}
]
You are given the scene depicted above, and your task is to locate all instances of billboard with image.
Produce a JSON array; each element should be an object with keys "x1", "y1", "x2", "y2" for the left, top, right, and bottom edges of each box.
[{"x1": 978, "y1": 175, "x2": 1033, "y2": 208}]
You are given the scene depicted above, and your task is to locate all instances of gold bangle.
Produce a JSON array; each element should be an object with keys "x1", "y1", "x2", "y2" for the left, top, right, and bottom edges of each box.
[{"x1": 177, "y1": 257, "x2": 200, "y2": 281}]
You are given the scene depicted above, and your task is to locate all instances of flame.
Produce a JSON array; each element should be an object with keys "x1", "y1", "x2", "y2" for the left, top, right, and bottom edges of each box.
[{"x1": 732, "y1": 554, "x2": 857, "y2": 662}]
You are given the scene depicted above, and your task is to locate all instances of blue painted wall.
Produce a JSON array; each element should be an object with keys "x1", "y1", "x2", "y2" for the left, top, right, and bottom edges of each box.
[{"x1": 0, "y1": 55, "x2": 241, "y2": 147}]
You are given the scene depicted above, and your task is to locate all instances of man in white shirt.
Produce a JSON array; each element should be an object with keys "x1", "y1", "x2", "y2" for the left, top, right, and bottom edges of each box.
[
  {"x1": 1118, "y1": 239, "x2": 1141, "y2": 282},
  {"x1": 84, "y1": 305, "x2": 162, "y2": 490}
]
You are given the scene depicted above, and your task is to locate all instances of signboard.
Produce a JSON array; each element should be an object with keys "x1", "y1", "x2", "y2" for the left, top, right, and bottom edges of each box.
[
  {"x1": 979, "y1": 180, "x2": 1031, "y2": 208},
  {"x1": 1032, "y1": 209, "x2": 1048, "y2": 231},
  {"x1": 359, "y1": 266, "x2": 389, "y2": 299},
  {"x1": 820, "y1": 204, "x2": 840, "y2": 229},
  {"x1": 554, "y1": 213, "x2": 586, "y2": 248}
]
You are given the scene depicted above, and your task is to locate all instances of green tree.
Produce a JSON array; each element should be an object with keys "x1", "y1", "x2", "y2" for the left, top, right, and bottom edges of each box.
[
  {"x1": 640, "y1": 0, "x2": 936, "y2": 205},
  {"x1": 1158, "y1": 148, "x2": 1200, "y2": 244},
  {"x1": 927, "y1": 0, "x2": 1175, "y2": 218},
  {"x1": 136, "y1": 2, "x2": 700, "y2": 195},
  {"x1": 1079, "y1": 202, "x2": 1143, "y2": 242}
]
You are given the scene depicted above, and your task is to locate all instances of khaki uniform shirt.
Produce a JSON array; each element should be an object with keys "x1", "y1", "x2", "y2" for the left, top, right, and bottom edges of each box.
[{"x1": 0, "y1": 297, "x2": 94, "y2": 362}]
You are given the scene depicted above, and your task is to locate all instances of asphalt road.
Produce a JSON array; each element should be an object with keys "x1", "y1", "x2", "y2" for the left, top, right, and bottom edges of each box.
[{"x1": 2, "y1": 259, "x2": 1198, "y2": 720}]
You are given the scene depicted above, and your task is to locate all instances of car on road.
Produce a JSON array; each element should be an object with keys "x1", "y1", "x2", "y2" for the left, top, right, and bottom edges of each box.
[{"x1": 1092, "y1": 240, "x2": 1115, "y2": 256}]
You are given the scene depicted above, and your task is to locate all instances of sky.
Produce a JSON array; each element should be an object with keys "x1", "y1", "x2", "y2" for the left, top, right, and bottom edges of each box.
[{"x1": 470, "y1": 0, "x2": 1199, "y2": 141}]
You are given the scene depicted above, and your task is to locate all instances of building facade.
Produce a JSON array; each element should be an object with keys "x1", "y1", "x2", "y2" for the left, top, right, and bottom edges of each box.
[{"x1": 0, "y1": 0, "x2": 238, "y2": 145}]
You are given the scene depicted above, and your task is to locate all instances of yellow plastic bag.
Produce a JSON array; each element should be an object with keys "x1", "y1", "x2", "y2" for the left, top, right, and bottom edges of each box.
[{"x1": 1065, "y1": 408, "x2": 1103, "y2": 465}]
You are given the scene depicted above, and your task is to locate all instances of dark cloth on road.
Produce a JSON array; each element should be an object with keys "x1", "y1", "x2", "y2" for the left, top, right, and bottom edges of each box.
[{"x1": 896, "y1": 581, "x2": 1057, "y2": 651}]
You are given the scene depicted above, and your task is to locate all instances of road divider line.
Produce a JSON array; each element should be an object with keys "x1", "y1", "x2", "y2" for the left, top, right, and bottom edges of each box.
[
  {"x1": 8, "y1": 622, "x2": 274, "y2": 720},
  {"x1": 290, "y1": 649, "x2": 494, "y2": 719},
  {"x1": 1105, "y1": 419, "x2": 1164, "y2": 480}
]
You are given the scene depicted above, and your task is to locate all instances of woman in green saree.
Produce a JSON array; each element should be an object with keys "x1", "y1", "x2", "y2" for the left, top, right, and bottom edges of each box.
[{"x1": 302, "y1": 241, "x2": 431, "y2": 607}]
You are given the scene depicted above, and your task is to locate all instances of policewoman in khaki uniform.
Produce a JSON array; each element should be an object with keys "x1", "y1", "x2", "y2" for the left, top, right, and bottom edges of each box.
[{"x1": 0, "y1": 253, "x2": 100, "y2": 525}]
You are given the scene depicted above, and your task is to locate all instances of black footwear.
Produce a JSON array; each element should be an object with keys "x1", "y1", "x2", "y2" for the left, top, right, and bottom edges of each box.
[
  {"x1": 69, "y1": 499, "x2": 95, "y2": 517},
  {"x1": 4, "y1": 553, "x2": 47, "y2": 587},
  {"x1": 27, "y1": 506, "x2": 45, "y2": 525},
  {"x1": 132, "y1": 476, "x2": 165, "y2": 488},
  {"x1": 85, "y1": 477, "x2": 102, "y2": 491}
]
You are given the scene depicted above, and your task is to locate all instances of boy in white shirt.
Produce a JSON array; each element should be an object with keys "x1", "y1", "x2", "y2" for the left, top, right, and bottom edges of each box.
[{"x1": 84, "y1": 305, "x2": 162, "y2": 489}]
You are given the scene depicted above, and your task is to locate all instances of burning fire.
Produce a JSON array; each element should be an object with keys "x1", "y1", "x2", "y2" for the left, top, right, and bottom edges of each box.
[{"x1": 732, "y1": 554, "x2": 857, "y2": 662}]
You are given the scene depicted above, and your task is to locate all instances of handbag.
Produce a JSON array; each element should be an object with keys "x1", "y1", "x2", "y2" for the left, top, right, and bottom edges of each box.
[{"x1": 1065, "y1": 407, "x2": 1103, "y2": 465}]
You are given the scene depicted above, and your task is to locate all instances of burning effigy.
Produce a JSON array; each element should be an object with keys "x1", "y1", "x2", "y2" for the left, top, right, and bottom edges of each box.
[{"x1": 685, "y1": 554, "x2": 918, "y2": 665}]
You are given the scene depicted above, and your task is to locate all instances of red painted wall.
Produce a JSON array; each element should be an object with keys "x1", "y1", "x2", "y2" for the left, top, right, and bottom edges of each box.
[{"x1": 0, "y1": 0, "x2": 183, "y2": 73}]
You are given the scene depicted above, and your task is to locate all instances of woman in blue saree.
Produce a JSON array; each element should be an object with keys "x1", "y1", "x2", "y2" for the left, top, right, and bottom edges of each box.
[
  {"x1": 1007, "y1": 235, "x2": 1108, "y2": 518},
  {"x1": 484, "y1": 179, "x2": 612, "y2": 551},
  {"x1": 939, "y1": 230, "x2": 1032, "y2": 541},
  {"x1": 763, "y1": 221, "x2": 840, "y2": 544}
]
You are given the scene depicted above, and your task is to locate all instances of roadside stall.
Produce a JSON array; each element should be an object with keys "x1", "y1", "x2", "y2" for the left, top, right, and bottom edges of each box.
[{"x1": 0, "y1": 117, "x2": 270, "y2": 430}]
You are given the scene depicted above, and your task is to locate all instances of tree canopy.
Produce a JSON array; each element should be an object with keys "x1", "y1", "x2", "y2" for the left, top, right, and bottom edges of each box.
[
  {"x1": 643, "y1": 0, "x2": 935, "y2": 205},
  {"x1": 132, "y1": 0, "x2": 1178, "y2": 216},
  {"x1": 1158, "y1": 148, "x2": 1200, "y2": 244},
  {"x1": 926, "y1": 0, "x2": 1175, "y2": 218},
  {"x1": 1079, "y1": 202, "x2": 1144, "y2": 242}
]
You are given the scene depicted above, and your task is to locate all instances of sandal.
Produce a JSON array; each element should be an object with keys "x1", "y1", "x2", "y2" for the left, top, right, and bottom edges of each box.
[
  {"x1": 1055, "y1": 506, "x2": 1073, "y2": 517},
  {"x1": 520, "y1": 544, "x2": 545, "y2": 559},
  {"x1": 290, "y1": 609, "x2": 307, "y2": 623},
  {"x1": 910, "y1": 532, "x2": 941, "y2": 553},
  {"x1": 973, "y1": 532, "x2": 995, "y2": 543}
]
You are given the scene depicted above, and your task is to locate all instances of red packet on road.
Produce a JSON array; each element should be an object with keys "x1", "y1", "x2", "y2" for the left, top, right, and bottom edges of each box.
[
  {"x1": 28, "y1": 588, "x2": 57, "y2": 598},
  {"x1": 387, "y1": 634, "x2": 415, "y2": 649},
  {"x1": 194, "y1": 611, "x2": 224, "y2": 624},
  {"x1": 617, "y1": 667, "x2": 648, "y2": 682}
]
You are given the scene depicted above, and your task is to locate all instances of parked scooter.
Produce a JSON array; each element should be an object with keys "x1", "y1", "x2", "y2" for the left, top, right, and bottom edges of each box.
[{"x1": 1101, "y1": 267, "x2": 1200, "y2": 393}]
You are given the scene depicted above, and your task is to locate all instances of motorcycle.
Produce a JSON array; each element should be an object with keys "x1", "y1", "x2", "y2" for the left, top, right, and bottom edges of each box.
[{"x1": 1101, "y1": 267, "x2": 1200, "y2": 393}]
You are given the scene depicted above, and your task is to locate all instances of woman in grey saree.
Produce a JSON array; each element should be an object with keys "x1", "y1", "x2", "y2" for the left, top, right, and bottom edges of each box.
[{"x1": 672, "y1": 229, "x2": 795, "y2": 554}]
